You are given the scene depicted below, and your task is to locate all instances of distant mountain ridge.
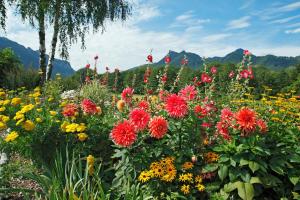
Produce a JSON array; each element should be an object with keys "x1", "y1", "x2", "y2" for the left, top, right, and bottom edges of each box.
[
  {"x1": 154, "y1": 49, "x2": 300, "y2": 70},
  {"x1": 0, "y1": 37, "x2": 75, "y2": 77}
]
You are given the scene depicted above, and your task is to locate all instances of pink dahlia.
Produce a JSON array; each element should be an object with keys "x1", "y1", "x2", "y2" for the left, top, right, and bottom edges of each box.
[
  {"x1": 121, "y1": 87, "x2": 134, "y2": 103},
  {"x1": 129, "y1": 108, "x2": 150, "y2": 131},
  {"x1": 216, "y1": 121, "x2": 231, "y2": 140},
  {"x1": 110, "y1": 120, "x2": 137, "y2": 147},
  {"x1": 81, "y1": 99, "x2": 98, "y2": 114},
  {"x1": 149, "y1": 116, "x2": 168, "y2": 139},
  {"x1": 179, "y1": 85, "x2": 197, "y2": 101},
  {"x1": 165, "y1": 94, "x2": 188, "y2": 118}
]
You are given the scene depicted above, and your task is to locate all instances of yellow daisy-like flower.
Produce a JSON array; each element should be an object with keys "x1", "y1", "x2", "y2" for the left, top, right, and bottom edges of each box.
[
  {"x1": 78, "y1": 133, "x2": 88, "y2": 142},
  {"x1": 65, "y1": 123, "x2": 79, "y2": 133},
  {"x1": 36, "y1": 108, "x2": 43, "y2": 113},
  {"x1": 196, "y1": 183, "x2": 205, "y2": 192},
  {"x1": 0, "y1": 115, "x2": 9, "y2": 123},
  {"x1": 195, "y1": 175, "x2": 203, "y2": 183},
  {"x1": 152, "y1": 165, "x2": 164, "y2": 177},
  {"x1": 76, "y1": 123, "x2": 86, "y2": 132},
  {"x1": 49, "y1": 111, "x2": 57, "y2": 116},
  {"x1": 3, "y1": 100, "x2": 10, "y2": 105},
  {"x1": 161, "y1": 165, "x2": 177, "y2": 182},
  {"x1": 20, "y1": 104, "x2": 35, "y2": 113},
  {"x1": 204, "y1": 152, "x2": 219, "y2": 163},
  {"x1": 22, "y1": 120, "x2": 35, "y2": 131},
  {"x1": 0, "y1": 107, "x2": 6, "y2": 112},
  {"x1": 182, "y1": 162, "x2": 194, "y2": 170},
  {"x1": 138, "y1": 171, "x2": 152, "y2": 183},
  {"x1": 35, "y1": 118, "x2": 43, "y2": 123},
  {"x1": 181, "y1": 185, "x2": 190, "y2": 195},
  {"x1": 5, "y1": 131, "x2": 19, "y2": 142},
  {"x1": 11, "y1": 97, "x2": 22, "y2": 106},
  {"x1": 179, "y1": 173, "x2": 193, "y2": 182},
  {"x1": 16, "y1": 118, "x2": 25, "y2": 126},
  {"x1": 0, "y1": 122, "x2": 7, "y2": 130}
]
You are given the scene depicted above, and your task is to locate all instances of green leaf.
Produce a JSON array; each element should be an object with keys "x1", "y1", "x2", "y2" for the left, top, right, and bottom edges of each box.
[
  {"x1": 240, "y1": 159, "x2": 249, "y2": 166},
  {"x1": 223, "y1": 182, "x2": 238, "y2": 193},
  {"x1": 202, "y1": 164, "x2": 219, "y2": 173},
  {"x1": 236, "y1": 182, "x2": 254, "y2": 200},
  {"x1": 250, "y1": 177, "x2": 262, "y2": 184},
  {"x1": 270, "y1": 164, "x2": 284, "y2": 175},
  {"x1": 218, "y1": 165, "x2": 228, "y2": 181},
  {"x1": 230, "y1": 158, "x2": 237, "y2": 167},
  {"x1": 219, "y1": 156, "x2": 230, "y2": 163},
  {"x1": 289, "y1": 176, "x2": 299, "y2": 185},
  {"x1": 248, "y1": 161, "x2": 260, "y2": 173},
  {"x1": 289, "y1": 154, "x2": 300, "y2": 163}
]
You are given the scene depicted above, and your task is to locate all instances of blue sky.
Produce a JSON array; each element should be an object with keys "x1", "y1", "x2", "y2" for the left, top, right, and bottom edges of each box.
[{"x1": 2, "y1": 0, "x2": 300, "y2": 71}]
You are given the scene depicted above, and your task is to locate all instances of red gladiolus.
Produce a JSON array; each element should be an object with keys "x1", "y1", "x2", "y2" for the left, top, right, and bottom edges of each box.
[
  {"x1": 179, "y1": 85, "x2": 197, "y2": 101},
  {"x1": 243, "y1": 50, "x2": 251, "y2": 55},
  {"x1": 81, "y1": 99, "x2": 98, "y2": 114},
  {"x1": 165, "y1": 94, "x2": 188, "y2": 118},
  {"x1": 149, "y1": 116, "x2": 168, "y2": 139},
  {"x1": 201, "y1": 73, "x2": 212, "y2": 83},
  {"x1": 165, "y1": 56, "x2": 171, "y2": 64},
  {"x1": 257, "y1": 119, "x2": 267, "y2": 133},
  {"x1": 129, "y1": 108, "x2": 150, "y2": 131},
  {"x1": 121, "y1": 87, "x2": 134, "y2": 103},
  {"x1": 111, "y1": 120, "x2": 137, "y2": 147},
  {"x1": 85, "y1": 64, "x2": 90, "y2": 69},
  {"x1": 138, "y1": 100, "x2": 150, "y2": 110},
  {"x1": 210, "y1": 66, "x2": 217, "y2": 74},
  {"x1": 62, "y1": 103, "x2": 78, "y2": 117},
  {"x1": 147, "y1": 55, "x2": 153, "y2": 63},
  {"x1": 235, "y1": 108, "x2": 257, "y2": 133}
]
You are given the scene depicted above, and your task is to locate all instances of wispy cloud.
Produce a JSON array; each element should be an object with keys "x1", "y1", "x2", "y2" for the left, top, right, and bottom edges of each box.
[
  {"x1": 226, "y1": 16, "x2": 251, "y2": 30},
  {"x1": 287, "y1": 22, "x2": 300, "y2": 28},
  {"x1": 270, "y1": 14, "x2": 300, "y2": 24},
  {"x1": 278, "y1": 1, "x2": 300, "y2": 12},
  {"x1": 240, "y1": 0, "x2": 255, "y2": 10},
  {"x1": 133, "y1": 3, "x2": 161, "y2": 23},
  {"x1": 170, "y1": 11, "x2": 210, "y2": 28},
  {"x1": 285, "y1": 28, "x2": 300, "y2": 34},
  {"x1": 201, "y1": 33, "x2": 232, "y2": 43}
]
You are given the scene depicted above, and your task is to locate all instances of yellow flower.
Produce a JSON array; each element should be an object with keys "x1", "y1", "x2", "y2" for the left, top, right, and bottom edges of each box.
[
  {"x1": 76, "y1": 123, "x2": 86, "y2": 132},
  {"x1": 36, "y1": 108, "x2": 42, "y2": 112},
  {"x1": 196, "y1": 183, "x2": 205, "y2": 192},
  {"x1": 48, "y1": 97, "x2": 54, "y2": 102},
  {"x1": 14, "y1": 111, "x2": 25, "y2": 121},
  {"x1": 3, "y1": 100, "x2": 10, "y2": 105},
  {"x1": 0, "y1": 107, "x2": 6, "y2": 112},
  {"x1": 0, "y1": 115, "x2": 9, "y2": 123},
  {"x1": 0, "y1": 91, "x2": 5, "y2": 97},
  {"x1": 87, "y1": 155, "x2": 95, "y2": 176},
  {"x1": 204, "y1": 152, "x2": 219, "y2": 163},
  {"x1": 182, "y1": 162, "x2": 194, "y2": 170},
  {"x1": 138, "y1": 171, "x2": 152, "y2": 183},
  {"x1": 160, "y1": 164, "x2": 177, "y2": 182},
  {"x1": 34, "y1": 87, "x2": 40, "y2": 92},
  {"x1": 20, "y1": 104, "x2": 35, "y2": 113},
  {"x1": 0, "y1": 122, "x2": 7, "y2": 130},
  {"x1": 78, "y1": 133, "x2": 88, "y2": 142},
  {"x1": 50, "y1": 111, "x2": 57, "y2": 116},
  {"x1": 33, "y1": 92, "x2": 41, "y2": 98},
  {"x1": 61, "y1": 121, "x2": 70, "y2": 132},
  {"x1": 11, "y1": 97, "x2": 22, "y2": 106},
  {"x1": 181, "y1": 185, "x2": 190, "y2": 195},
  {"x1": 179, "y1": 173, "x2": 193, "y2": 182},
  {"x1": 65, "y1": 123, "x2": 79, "y2": 132},
  {"x1": 22, "y1": 120, "x2": 35, "y2": 131},
  {"x1": 117, "y1": 100, "x2": 125, "y2": 112},
  {"x1": 96, "y1": 106, "x2": 102, "y2": 115},
  {"x1": 4, "y1": 131, "x2": 19, "y2": 142},
  {"x1": 36, "y1": 118, "x2": 42, "y2": 123},
  {"x1": 16, "y1": 118, "x2": 25, "y2": 126},
  {"x1": 195, "y1": 175, "x2": 203, "y2": 183}
]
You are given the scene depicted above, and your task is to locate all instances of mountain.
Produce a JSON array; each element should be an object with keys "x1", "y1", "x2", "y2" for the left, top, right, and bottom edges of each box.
[
  {"x1": 0, "y1": 37, "x2": 75, "y2": 77},
  {"x1": 155, "y1": 48, "x2": 300, "y2": 70}
]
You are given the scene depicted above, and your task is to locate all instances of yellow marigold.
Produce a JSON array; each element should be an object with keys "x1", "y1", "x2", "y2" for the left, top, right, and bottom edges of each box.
[
  {"x1": 78, "y1": 133, "x2": 88, "y2": 142},
  {"x1": 22, "y1": 120, "x2": 35, "y2": 131},
  {"x1": 181, "y1": 185, "x2": 190, "y2": 195},
  {"x1": 196, "y1": 183, "x2": 205, "y2": 192},
  {"x1": 76, "y1": 123, "x2": 86, "y2": 132},
  {"x1": 138, "y1": 170, "x2": 152, "y2": 183},
  {"x1": 182, "y1": 162, "x2": 194, "y2": 170},
  {"x1": 116, "y1": 100, "x2": 125, "y2": 112},
  {"x1": 49, "y1": 111, "x2": 57, "y2": 116},
  {"x1": 11, "y1": 98, "x2": 22, "y2": 106},
  {"x1": 36, "y1": 118, "x2": 42, "y2": 123},
  {"x1": 0, "y1": 115, "x2": 9, "y2": 123},
  {"x1": 65, "y1": 123, "x2": 79, "y2": 132},
  {"x1": 16, "y1": 118, "x2": 25, "y2": 126},
  {"x1": 61, "y1": 121, "x2": 70, "y2": 132},
  {"x1": 0, "y1": 91, "x2": 5, "y2": 97},
  {"x1": 3, "y1": 100, "x2": 10, "y2": 105},
  {"x1": 34, "y1": 87, "x2": 40, "y2": 92},
  {"x1": 5, "y1": 131, "x2": 19, "y2": 142},
  {"x1": 0, "y1": 107, "x2": 6, "y2": 112},
  {"x1": 33, "y1": 91, "x2": 41, "y2": 98},
  {"x1": 0, "y1": 122, "x2": 7, "y2": 130},
  {"x1": 20, "y1": 104, "x2": 35, "y2": 113},
  {"x1": 179, "y1": 173, "x2": 193, "y2": 182}
]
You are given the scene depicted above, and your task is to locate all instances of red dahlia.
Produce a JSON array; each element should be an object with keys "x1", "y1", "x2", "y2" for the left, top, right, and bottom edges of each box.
[
  {"x1": 110, "y1": 120, "x2": 137, "y2": 147},
  {"x1": 121, "y1": 87, "x2": 134, "y2": 103},
  {"x1": 235, "y1": 108, "x2": 256, "y2": 133},
  {"x1": 149, "y1": 116, "x2": 168, "y2": 139},
  {"x1": 129, "y1": 108, "x2": 150, "y2": 131},
  {"x1": 62, "y1": 103, "x2": 78, "y2": 117},
  {"x1": 81, "y1": 99, "x2": 98, "y2": 114},
  {"x1": 179, "y1": 85, "x2": 197, "y2": 101},
  {"x1": 138, "y1": 100, "x2": 150, "y2": 110},
  {"x1": 165, "y1": 94, "x2": 188, "y2": 118},
  {"x1": 257, "y1": 119, "x2": 267, "y2": 133}
]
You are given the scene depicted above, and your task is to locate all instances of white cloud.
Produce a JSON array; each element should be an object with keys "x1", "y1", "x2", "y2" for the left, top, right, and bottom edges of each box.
[
  {"x1": 201, "y1": 33, "x2": 232, "y2": 43},
  {"x1": 227, "y1": 16, "x2": 251, "y2": 30},
  {"x1": 285, "y1": 28, "x2": 300, "y2": 34},
  {"x1": 170, "y1": 11, "x2": 210, "y2": 28},
  {"x1": 287, "y1": 22, "x2": 300, "y2": 28},
  {"x1": 279, "y1": 1, "x2": 300, "y2": 12},
  {"x1": 133, "y1": 3, "x2": 161, "y2": 23},
  {"x1": 271, "y1": 14, "x2": 300, "y2": 24},
  {"x1": 240, "y1": 0, "x2": 255, "y2": 10}
]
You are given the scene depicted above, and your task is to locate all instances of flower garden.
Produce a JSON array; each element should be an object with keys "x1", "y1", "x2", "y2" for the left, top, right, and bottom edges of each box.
[{"x1": 0, "y1": 51, "x2": 300, "y2": 200}]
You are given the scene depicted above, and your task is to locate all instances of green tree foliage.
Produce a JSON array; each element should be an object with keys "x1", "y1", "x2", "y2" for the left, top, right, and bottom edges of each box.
[{"x1": 0, "y1": 0, "x2": 5, "y2": 29}]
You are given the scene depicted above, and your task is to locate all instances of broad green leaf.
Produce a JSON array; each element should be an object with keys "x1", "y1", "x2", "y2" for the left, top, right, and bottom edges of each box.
[
  {"x1": 250, "y1": 177, "x2": 262, "y2": 184},
  {"x1": 223, "y1": 181, "x2": 238, "y2": 193},
  {"x1": 237, "y1": 182, "x2": 254, "y2": 200},
  {"x1": 230, "y1": 158, "x2": 237, "y2": 167},
  {"x1": 218, "y1": 165, "x2": 228, "y2": 181},
  {"x1": 270, "y1": 164, "x2": 284, "y2": 175},
  {"x1": 289, "y1": 176, "x2": 299, "y2": 185},
  {"x1": 248, "y1": 161, "x2": 260, "y2": 173},
  {"x1": 289, "y1": 154, "x2": 300, "y2": 163},
  {"x1": 202, "y1": 164, "x2": 219, "y2": 173},
  {"x1": 240, "y1": 159, "x2": 249, "y2": 166}
]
